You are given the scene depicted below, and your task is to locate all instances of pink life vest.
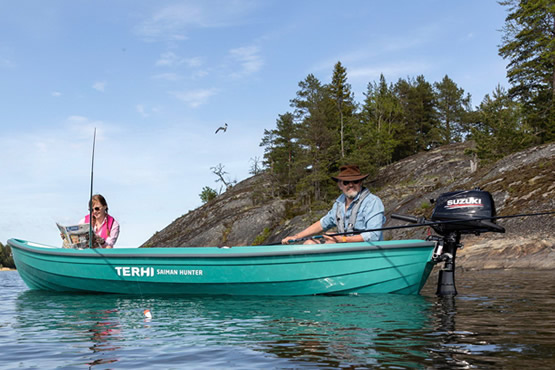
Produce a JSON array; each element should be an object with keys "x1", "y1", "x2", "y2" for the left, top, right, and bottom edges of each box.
[{"x1": 85, "y1": 214, "x2": 115, "y2": 240}]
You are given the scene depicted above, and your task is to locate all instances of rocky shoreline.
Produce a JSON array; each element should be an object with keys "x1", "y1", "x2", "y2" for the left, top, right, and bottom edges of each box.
[
  {"x1": 456, "y1": 233, "x2": 555, "y2": 270},
  {"x1": 141, "y1": 142, "x2": 554, "y2": 271}
]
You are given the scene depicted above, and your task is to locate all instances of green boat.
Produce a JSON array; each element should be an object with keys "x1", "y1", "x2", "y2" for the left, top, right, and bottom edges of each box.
[
  {"x1": 8, "y1": 238, "x2": 437, "y2": 296},
  {"x1": 9, "y1": 189, "x2": 522, "y2": 297}
]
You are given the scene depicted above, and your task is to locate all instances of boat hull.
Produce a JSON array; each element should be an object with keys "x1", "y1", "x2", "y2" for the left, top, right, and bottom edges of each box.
[{"x1": 9, "y1": 238, "x2": 436, "y2": 296}]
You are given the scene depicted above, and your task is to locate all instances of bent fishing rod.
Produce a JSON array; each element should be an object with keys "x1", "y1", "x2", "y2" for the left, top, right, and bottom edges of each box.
[{"x1": 278, "y1": 210, "x2": 555, "y2": 244}]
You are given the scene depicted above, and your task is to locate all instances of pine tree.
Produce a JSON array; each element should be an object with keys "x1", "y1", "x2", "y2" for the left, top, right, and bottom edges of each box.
[
  {"x1": 328, "y1": 61, "x2": 357, "y2": 158},
  {"x1": 434, "y1": 75, "x2": 472, "y2": 144},
  {"x1": 394, "y1": 75, "x2": 440, "y2": 159},
  {"x1": 470, "y1": 85, "x2": 533, "y2": 162},
  {"x1": 358, "y1": 75, "x2": 403, "y2": 168},
  {"x1": 260, "y1": 112, "x2": 301, "y2": 195},
  {"x1": 499, "y1": 0, "x2": 555, "y2": 142},
  {"x1": 290, "y1": 74, "x2": 336, "y2": 205}
]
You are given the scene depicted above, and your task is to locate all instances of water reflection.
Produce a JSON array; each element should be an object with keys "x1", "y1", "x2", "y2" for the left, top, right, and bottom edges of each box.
[
  {"x1": 422, "y1": 269, "x2": 555, "y2": 369},
  {"x1": 14, "y1": 291, "x2": 437, "y2": 368},
  {"x1": 10, "y1": 269, "x2": 555, "y2": 368}
]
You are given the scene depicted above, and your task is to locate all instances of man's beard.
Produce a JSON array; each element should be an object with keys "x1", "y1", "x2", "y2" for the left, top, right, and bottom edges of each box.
[{"x1": 345, "y1": 189, "x2": 359, "y2": 199}]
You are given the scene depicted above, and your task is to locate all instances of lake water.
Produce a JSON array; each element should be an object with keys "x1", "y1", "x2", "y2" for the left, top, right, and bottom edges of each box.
[{"x1": 1, "y1": 269, "x2": 554, "y2": 369}]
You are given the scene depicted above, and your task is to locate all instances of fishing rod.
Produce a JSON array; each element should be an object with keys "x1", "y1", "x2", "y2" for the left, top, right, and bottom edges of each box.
[
  {"x1": 88, "y1": 128, "x2": 96, "y2": 249},
  {"x1": 278, "y1": 210, "x2": 555, "y2": 245}
]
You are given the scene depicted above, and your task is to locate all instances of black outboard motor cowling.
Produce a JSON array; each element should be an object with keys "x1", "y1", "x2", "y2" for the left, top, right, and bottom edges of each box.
[
  {"x1": 391, "y1": 188, "x2": 507, "y2": 297},
  {"x1": 431, "y1": 189, "x2": 505, "y2": 235}
]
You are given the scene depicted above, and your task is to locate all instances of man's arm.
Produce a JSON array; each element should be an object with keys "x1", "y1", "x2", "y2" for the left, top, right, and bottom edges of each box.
[{"x1": 281, "y1": 220, "x2": 324, "y2": 244}]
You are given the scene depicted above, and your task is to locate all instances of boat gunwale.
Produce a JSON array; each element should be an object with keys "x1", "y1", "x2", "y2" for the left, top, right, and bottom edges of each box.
[{"x1": 8, "y1": 238, "x2": 436, "y2": 259}]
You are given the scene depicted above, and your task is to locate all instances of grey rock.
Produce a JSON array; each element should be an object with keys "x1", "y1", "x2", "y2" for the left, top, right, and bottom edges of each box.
[{"x1": 141, "y1": 142, "x2": 555, "y2": 269}]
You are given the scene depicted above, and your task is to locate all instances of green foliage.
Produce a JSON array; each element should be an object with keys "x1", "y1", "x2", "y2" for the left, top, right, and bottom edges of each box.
[
  {"x1": 468, "y1": 85, "x2": 534, "y2": 162},
  {"x1": 433, "y1": 75, "x2": 473, "y2": 144},
  {"x1": 359, "y1": 74, "x2": 403, "y2": 167},
  {"x1": 260, "y1": 67, "x2": 481, "y2": 213},
  {"x1": 0, "y1": 242, "x2": 16, "y2": 269},
  {"x1": 394, "y1": 75, "x2": 440, "y2": 157},
  {"x1": 258, "y1": 0, "x2": 554, "y2": 214},
  {"x1": 199, "y1": 186, "x2": 218, "y2": 204},
  {"x1": 260, "y1": 112, "x2": 303, "y2": 196},
  {"x1": 329, "y1": 61, "x2": 357, "y2": 158},
  {"x1": 252, "y1": 227, "x2": 272, "y2": 246},
  {"x1": 499, "y1": 0, "x2": 555, "y2": 142}
]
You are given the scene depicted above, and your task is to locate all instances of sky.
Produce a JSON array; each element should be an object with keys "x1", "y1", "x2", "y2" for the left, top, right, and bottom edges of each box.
[{"x1": 0, "y1": 0, "x2": 510, "y2": 248}]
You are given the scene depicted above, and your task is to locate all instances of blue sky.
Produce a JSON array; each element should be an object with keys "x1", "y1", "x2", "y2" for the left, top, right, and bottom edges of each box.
[{"x1": 0, "y1": 1, "x2": 510, "y2": 247}]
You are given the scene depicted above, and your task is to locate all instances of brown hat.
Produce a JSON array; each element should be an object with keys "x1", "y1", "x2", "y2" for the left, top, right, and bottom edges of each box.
[{"x1": 332, "y1": 165, "x2": 369, "y2": 181}]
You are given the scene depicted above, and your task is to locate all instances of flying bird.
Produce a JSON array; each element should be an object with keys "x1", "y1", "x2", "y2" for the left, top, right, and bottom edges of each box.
[{"x1": 215, "y1": 123, "x2": 228, "y2": 134}]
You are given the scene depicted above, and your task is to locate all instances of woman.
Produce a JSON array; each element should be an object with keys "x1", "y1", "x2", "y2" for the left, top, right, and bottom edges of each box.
[{"x1": 79, "y1": 194, "x2": 120, "y2": 248}]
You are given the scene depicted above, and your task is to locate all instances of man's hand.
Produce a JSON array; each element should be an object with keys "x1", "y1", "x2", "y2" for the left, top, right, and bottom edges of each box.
[{"x1": 281, "y1": 236, "x2": 299, "y2": 245}]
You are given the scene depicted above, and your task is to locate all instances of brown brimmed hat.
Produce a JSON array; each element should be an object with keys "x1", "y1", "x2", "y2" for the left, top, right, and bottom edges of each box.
[{"x1": 332, "y1": 165, "x2": 369, "y2": 182}]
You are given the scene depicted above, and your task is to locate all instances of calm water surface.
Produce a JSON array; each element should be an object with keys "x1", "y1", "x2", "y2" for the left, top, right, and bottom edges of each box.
[{"x1": 1, "y1": 269, "x2": 554, "y2": 369}]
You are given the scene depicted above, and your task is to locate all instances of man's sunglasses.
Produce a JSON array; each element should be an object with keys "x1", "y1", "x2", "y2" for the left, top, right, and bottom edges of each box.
[{"x1": 341, "y1": 180, "x2": 361, "y2": 186}]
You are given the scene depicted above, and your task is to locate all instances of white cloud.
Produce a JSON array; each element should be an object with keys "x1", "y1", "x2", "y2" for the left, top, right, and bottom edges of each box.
[
  {"x1": 186, "y1": 56, "x2": 204, "y2": 68},
  {"x1": 156, "y1": 52, "x2": 204, "y2": 69},
  {"x1": 349, "y1": 61, "x2": 430, "y2": 80},
  {"x1": 228, "y1": 45, "x2": 263, "y2": 78},
  {"x1": 135, "y1": 1, "x2": 259, "y2": 42},
  {"x1": 51, "y1": 91, "x2": 62, "y2": 97},
  {"x1": 92, "y1": 81, "x2": 107, "y2": 92},
  {"x1": 152, "y1": 72, "x2": 182, "y2": 81},
  {"x1": 191, "y1": 69, "x2": 209, "y2": 79},
  {"x1": 156, "y1": 51, "x2": 181, "y2": 66},
  {"x1": 136, "y1": 104, "x2": 148, "y2": 117},
  {"x1": 171, "y1": 88, "x2": 219, "y2": 108}
]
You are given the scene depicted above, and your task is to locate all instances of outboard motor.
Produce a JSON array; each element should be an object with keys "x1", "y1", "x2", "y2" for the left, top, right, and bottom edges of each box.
[
  {"x1": 430, "y1": 189, "x2": 505, "y2": 235},
  {"x1": 392, "y1": 188, "x2": 505, "y2": 297}
]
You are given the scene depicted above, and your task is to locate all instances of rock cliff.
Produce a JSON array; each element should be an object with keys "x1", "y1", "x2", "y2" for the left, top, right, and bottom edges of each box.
[{"x1": 141, "y1": 142, "x2": 555, "y2": 269}]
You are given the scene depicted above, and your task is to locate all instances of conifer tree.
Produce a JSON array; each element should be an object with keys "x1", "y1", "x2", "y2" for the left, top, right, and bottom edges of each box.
[
  {"x1": 290, "y1": 74, "x2": 335, "y2": 204},
  {"x1": 260, "y1": 112, "x2": 301, "y2": 195},
  {"x1": 328, "y1": 61, "x2": 357, "y2": 158},
  {"x1": 499, "y1": 0, "x2": 555, "y2": 142},
  {"x1": 434, "y1": 75, "x2": 472, "y2": 144},
  {"x1": 358, "y1": 75, "x2": 403, "y2": 168},
  {"x1": 394, "y1": 75, "x2": 440, "y2": 159},
  {"x1": 470, "y1": 85, "x2": 533, "y2": 161}
]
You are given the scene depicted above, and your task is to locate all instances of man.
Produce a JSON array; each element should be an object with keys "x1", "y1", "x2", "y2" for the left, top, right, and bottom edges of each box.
[{"x1": 282, "y1": 165, "x2": 385, "y2": 244}]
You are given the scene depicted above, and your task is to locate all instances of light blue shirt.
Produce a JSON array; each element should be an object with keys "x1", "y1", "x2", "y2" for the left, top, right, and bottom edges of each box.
[{"x1": 320, "y1": 189, "x2": 385, "y2": 242}]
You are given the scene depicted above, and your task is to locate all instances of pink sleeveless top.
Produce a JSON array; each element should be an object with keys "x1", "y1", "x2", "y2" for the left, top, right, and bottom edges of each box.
[{"x1": 84, "y1": 214, "x2": 115, "y2": 239}]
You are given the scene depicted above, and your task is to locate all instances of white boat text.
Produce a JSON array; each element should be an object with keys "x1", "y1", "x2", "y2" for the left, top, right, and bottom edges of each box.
[{"x1": 114, "y1": 266, "x2": 203, "y2": 277}]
